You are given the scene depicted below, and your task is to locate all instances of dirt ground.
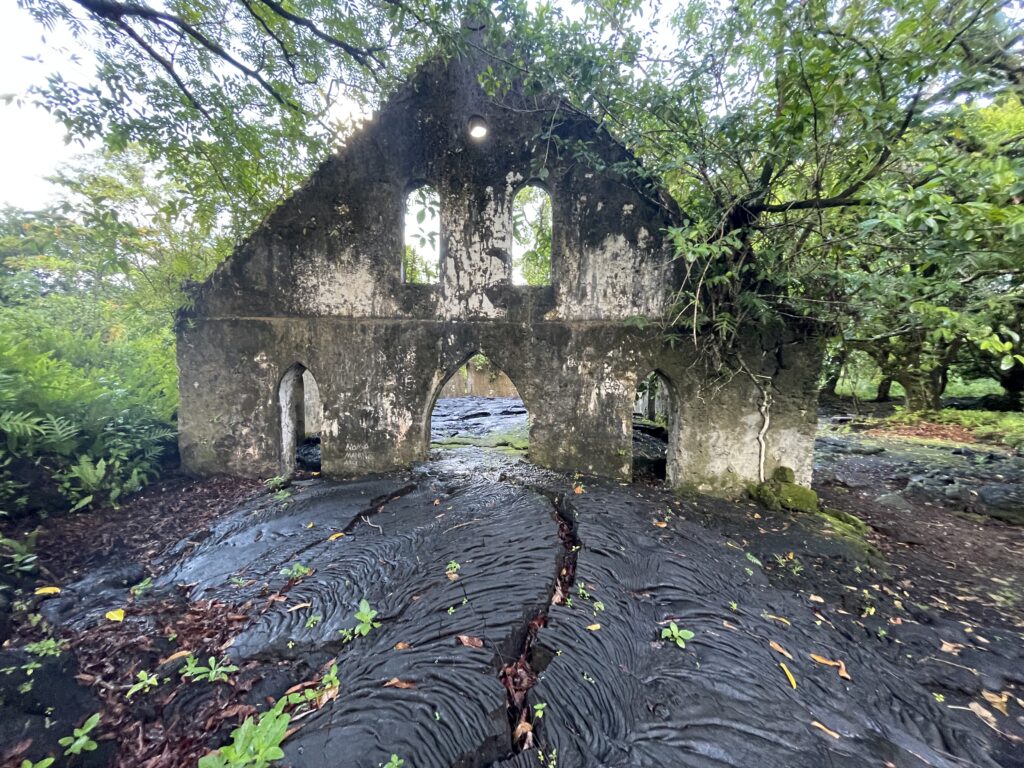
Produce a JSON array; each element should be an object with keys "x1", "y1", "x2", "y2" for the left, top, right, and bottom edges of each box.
[{"x1": 1, "y1": 400, "x2": 1022, "y2": 768}]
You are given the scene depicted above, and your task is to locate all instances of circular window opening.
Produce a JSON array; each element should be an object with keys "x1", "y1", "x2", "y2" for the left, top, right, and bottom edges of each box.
[{"x1": 467, "y1": 115, "x2": 488, "y2": 140}]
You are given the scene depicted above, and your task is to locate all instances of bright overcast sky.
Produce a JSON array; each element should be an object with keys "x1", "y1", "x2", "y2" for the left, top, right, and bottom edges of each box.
[{"x1": 0, "y1": 3, "x2": 96, "y2": 210}]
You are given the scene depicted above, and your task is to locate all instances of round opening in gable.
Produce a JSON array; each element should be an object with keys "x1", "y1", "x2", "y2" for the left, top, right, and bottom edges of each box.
[{"x1": 467, "y1": 115, "x2": 488, "y2": 140}]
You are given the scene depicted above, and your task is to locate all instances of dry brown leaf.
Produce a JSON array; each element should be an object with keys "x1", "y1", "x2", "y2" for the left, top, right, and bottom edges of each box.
[
  {"x1": 394, "y1": 642, "x2": 411, "y2": 651},
  {"x1": 287, "y1": 602, "x2": 312, "y2": 612},
  {"x1": 769, "y1": 640, "x2": 794, "y2": 661},
  {"x1": 457, "y1": 634, "x2": 483, "y2": 648},
  {"x1": 586, "y1": 623, "x2": 601, "y2": 631},
  {"x1": 808, "y1": 594, "x2": 824, "y2": 603},
  {"x1": 808, "y1": 653, "x2": 851, "y2": 680},
  {"x1": 328, "y1": 532, "x2": 345, "y2": 541},
  {"x1": 969, "y1": 702, "x2": 998, "y2": 730},
  {"x1": 384, "y1": 678, "x2": 416, "y2": 689},
  {"x1": 940, "y1": 640, "x2": 964, "y2": 655},
  {"x1": 159, "y1": 649, "x2": 192, "y2": 666},
  {"x1": 447, "y1": 572, "x2": 459, "y2": 581},
  {"x1": 653, "y1": 520, "x2": 668, "y2": 528},
  {"x1": 811, "y1": 721, "x2": 840, "y2": 739},
  {"x1": 763, "y1": 614, "x2": 791, "y2": 626},
  {"x1": 982, "y1": 691, "x2": 1010, "y2": 716},
  {"x1": 573, "y1": 485, "x2": 584, "y2": 495},
  {"x1": 513, "y1": 719, "x2": 533, "y2": 744}
]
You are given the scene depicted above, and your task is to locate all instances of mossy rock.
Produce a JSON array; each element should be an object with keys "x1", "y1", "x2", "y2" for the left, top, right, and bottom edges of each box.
[
  {"x1": 749, "y1": 478, "x2": 818, "y2": 514},
  {"x1": 772, "y1": 465, "x2": 796, "y2": 483}
]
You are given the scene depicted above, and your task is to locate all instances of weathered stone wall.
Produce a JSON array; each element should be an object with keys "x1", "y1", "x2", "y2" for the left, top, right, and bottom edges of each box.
[{"x1": 176, "y1": 39, "x2": 823, "y2": 493}]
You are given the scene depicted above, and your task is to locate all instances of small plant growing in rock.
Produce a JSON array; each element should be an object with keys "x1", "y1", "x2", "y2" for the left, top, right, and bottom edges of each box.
[
  {"x1": 264, "y1": 476, "x2": 288, "y2": 491},
  {"x1": 180, "y1": 655, "x2": 239, "y2": 683},
  {"x1": 130, "y1": 576, "x2": 154, "y2": 598},
  {"x1": 445, "y1": 560, "x2": 461, "y2": 580},
  {"x1": 198, "y1": 699, "x2": 290, "y2": 768},
  {"x1": 273, "y1": 489, "x2": 292, "y2": 502},
  {"x1": 660, "y1": 622, "x2": 695, "y2": 649},
  {"x1": 25, "y1": 638, "x2": 65, "y2": 657},
  {"x1": 280, "y1": 562, "x2": 312, "y2": 581},
  {"x1": 354, "y1": 599, "x2": 381, "y2": 636},
  {"x1": 305, "y1": 614, "x2": 322, "y2": 629},
  {"x1": 381, "y1": 756, "x2": 404, "y2": 768},
  {"x1": 59, "y1": 712, "x2": 101, "y2": 756},
  {"x1": 20, "y1": 758, "x2": 55, "y2": 768},
  {"x1": 532, "y1": 702, "x2": 547, "y2": 719},
  {"x1": 127, "y1": 670, "x2": 160, "y2": 698}
]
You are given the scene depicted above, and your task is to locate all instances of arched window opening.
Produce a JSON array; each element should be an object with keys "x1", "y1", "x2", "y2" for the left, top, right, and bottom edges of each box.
[
  {"x1": 633, "y1": 372, "x2": 673, "y2": 482},
  {"x1": 430, "y1": 353, "x2": 529, "y2": 454},
  {"x1": 511, "y1": 185, "x2": 552, "y2": 286},
  {"x1": 403, "y1": 186, "x2": 440, "y2": 284},
  {"x1": 279, "y1": 364, "x2": 323, "y2": 475}
]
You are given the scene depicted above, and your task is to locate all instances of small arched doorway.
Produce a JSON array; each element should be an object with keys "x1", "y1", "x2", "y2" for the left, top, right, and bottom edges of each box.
[
  {"x1": 279, "y1": 364, "x2": 323, "y2": 475},
  {"x1": 632, "y1": 371, "x2": 674, "y2": 482},
  {"x1": 428, "y1": 353, "x2": 529, "y2": 455}
]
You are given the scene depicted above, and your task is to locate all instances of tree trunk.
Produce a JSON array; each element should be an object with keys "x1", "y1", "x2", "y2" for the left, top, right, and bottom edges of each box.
[
  {"x1": 820, "y1": 351, "x2": 846, "y2": 396},
  {"x1": 999, "y1": 365, "x2": 1024, "y2": 396},
  {"x1": 874, "y1": 377, "x2": 894, "y2": 402},
  {"x1": 898, "y1": 373, "x2": 942, "y2": 412}
]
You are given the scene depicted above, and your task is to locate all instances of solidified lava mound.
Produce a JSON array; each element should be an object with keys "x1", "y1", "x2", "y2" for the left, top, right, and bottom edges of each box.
[{"x1": 9, "y1": 437, "x2": 1022, "y2": 767}]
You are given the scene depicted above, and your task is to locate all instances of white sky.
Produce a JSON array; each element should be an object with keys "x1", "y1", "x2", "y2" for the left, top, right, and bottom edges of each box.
[{"x1": 0, "y1": 3, "x2": 98, "y2": 209}]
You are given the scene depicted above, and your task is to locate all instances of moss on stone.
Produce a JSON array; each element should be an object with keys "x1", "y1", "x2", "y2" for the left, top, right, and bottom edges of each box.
[
  {"x1": 772, "y1": 465, "x2": 796, "y2": 483},
  {"x1": 749, "y1": 477, "x2": 818, "y2": 514}
]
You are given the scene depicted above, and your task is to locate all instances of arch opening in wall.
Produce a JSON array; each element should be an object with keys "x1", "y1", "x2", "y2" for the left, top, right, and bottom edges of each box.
[
  {"x1": 279, "y1": 364, "x2": 324, "y2": 475},
  {"x1": 511, "y1": 184, "x2": 552, "y2": 286},
  {"x1": 632, "y1": 371, "x2": 674, "y2": 483},
  {"x1": 428, "y1": 352, "x2": 529, "y2": 455},
  {"x1": 403, "y1": 185, "x2": 441, "y2": 284}
]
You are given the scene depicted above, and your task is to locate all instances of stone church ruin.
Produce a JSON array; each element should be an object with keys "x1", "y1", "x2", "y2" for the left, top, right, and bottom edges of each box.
[{"x1": 176, "y1": 35, "x2": 822, "y2": 494}]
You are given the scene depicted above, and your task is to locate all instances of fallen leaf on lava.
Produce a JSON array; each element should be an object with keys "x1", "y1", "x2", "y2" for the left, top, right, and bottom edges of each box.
[
  {"x1": 808, "y1": 594, "x2": 824, "y2": 603},
  {"x1": 447, "y1": 572, "x2": 459, "y2": 581},
  {"x1": 433, "y1": 498, "x2": 441, "y2": 505},
  {"x1": 394, "y1": 642, "x2": 411, "y2": 651},
  {"x1": 457, "y1": 635, "x2": 483, "y2": 648},
  {"x1": 769, "y1": 641, "x2": 794, "y2": 661},
  {"x1": 653, "y1": 520, "x2": 668, "y2": 528},
  {"x1": 384, "y1": 678, "x2": 416, "y2": 689},
  {"x1": 586, "y1": 623, "x2": 601, "y2": 631},
  {"x1": 573, "y1": 485, "x2": 584, "y2": 494},
  {"x1": 763, "y1": 614, "x2": 791, "y2": 626},
  {"x1": 328, "y1": 532, "x2": 345, "y2": 541},
  {"x1": 287, "y1": 602, "x2": 312, "y2": 612},
  {"x1": 513, "y1": 719, "x2": 533, "y2": 746},
  {"x1": 34, "y1": 586, "x2": 61, "y2": 595},
  {"x1": 779, "y1": 662, "x2": 797, "y2": 689},
  {"x1": 105, "y1": 608, "x2": 125, "y2": 622},
  {"x1": 982, "y1": 691, "x2": 1010, "y2": 716},
  {"x1": 159, "y1": 649, "x2": 192, "y2": 665},
  {"x1": 811, "y1": 720, "x2": 840, "y2": 739},
  {"x1": 809, "y1": 654, "x2": 851, "y2": 681},
  {"x1": 940, "y1": 640, "x2": 965, "y2": 656},
  {"x1": 969, "y1": 702, "x2": 998, "y2": 730}
]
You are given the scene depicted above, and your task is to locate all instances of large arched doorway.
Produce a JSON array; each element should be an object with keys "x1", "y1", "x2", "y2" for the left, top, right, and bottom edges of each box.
[
  {"x1": 428, "y1": 353, "x2": 529, "y2": 454},
  {"x1": 279, "y1": 363, "x2": 323, "y2": 475},
  {"x1": 632, "y1": 371, "x2": 674, "y2": 482}
]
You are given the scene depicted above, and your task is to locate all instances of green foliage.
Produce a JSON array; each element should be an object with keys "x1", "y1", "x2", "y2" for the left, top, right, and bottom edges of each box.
[
  {"x1": 381, "y1": 756, "x2": 405, "y2": 768},
  {"x1": 891, "y1": 409, "x2": 1024, "y2": 450},
  {"x1": 660, "y1": 622, "x2": 694, "y2": 649},
  {"x1": 198, "y1": 699, "x2": 291, "y2": 768},
  {"x1": 126, "y1": 669, "x2": 160, "y2": 698},
  {"x1": 180, "y1": 655, "x2": 239, "y2": 684},
  {"x1": 24, "y1": 638, "x2": 65, "y2": 657},
  {"x1": 354, "y1": 598, "x2": 381, "y2": 636},
  {"x1": 280, "y1": 563, "x2": 312, "y2": 581},
  {"x1": 58, "y1": 712, "x2": 101, "y2": 756},
  {"x1": 20, "y1": 758, "x2": 55, "y2": 768},
  {"x1": 0, "y1": 530, "x2": 40, "y2": 577},
  {"x1": 512, "y1": 185, "x2": 552, "y2": 286}
]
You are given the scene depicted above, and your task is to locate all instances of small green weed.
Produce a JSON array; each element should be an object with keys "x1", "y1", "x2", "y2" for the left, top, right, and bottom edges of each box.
[
  {"x1": 127, "y1": 670, "x2": 160, "y2": 698},
  {"x1": 280, "y1": 563, "x2": 312, "y2": 581},
  {"x1": 660, "y1": 622, "x2": 695, "y2": 649},
  {"x1": 180, "y1": 655, "x2": 239, "y2": 684},
  {"x1": 198, "y1": 699, "x2": 290, "y2": 768},
  {"x1": 59, "y1": 712, "x2": 101, "y2": 756}
]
